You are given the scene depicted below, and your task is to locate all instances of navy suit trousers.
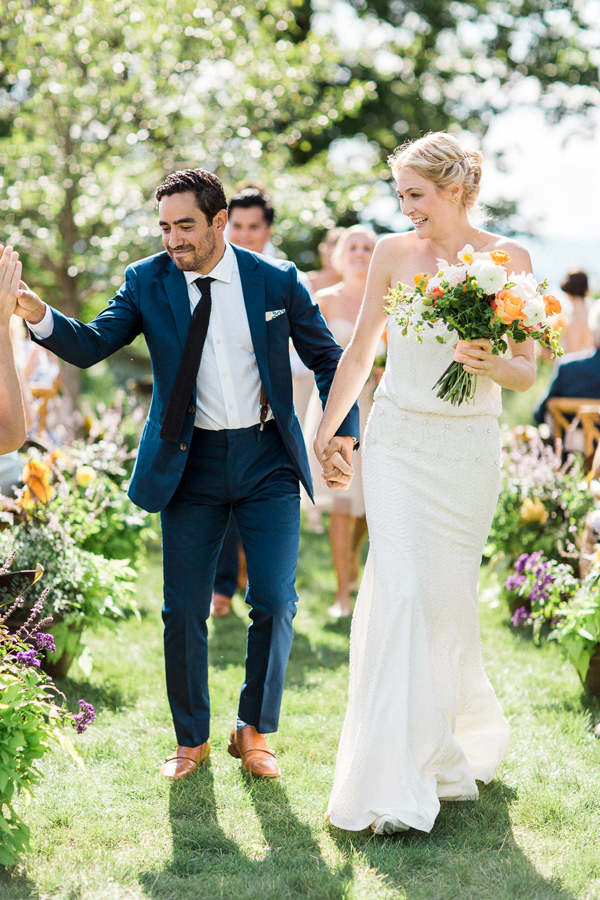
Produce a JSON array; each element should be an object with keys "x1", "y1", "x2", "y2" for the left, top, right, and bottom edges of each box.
[{"x1": 160, "y1": 422, "x2": 300, "y2": 746}]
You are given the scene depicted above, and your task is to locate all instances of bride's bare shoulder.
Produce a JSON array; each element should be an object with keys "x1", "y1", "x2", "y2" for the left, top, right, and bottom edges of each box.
[
  {"x1": 481, "y1": 231, "x2": 532, "y2": 272},
  {"x1": 373, "y1": 231, "x2": 416, "y2": 261}
]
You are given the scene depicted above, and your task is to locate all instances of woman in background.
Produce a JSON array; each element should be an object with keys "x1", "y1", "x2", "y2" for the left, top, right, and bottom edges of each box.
[
  {"x1": 305, "y1": 224, "x2": 382, "y2": 617},
  {"x1": 560, "y1": 269, "x2": 591, "y2": 353}
]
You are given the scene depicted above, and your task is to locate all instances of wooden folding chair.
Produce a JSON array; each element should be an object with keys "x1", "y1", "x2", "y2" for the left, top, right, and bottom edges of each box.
[{"x1": 546, "y1": 397, "x2": 600, "y2": 460}]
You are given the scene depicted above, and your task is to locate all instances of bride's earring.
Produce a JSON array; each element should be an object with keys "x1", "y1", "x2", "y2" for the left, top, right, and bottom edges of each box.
[{"x1": 451, "y1": 196, "x2": 458, "y2": 204}]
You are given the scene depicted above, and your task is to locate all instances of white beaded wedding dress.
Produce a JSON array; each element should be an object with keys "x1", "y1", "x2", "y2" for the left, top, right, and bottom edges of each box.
[{"x1": 326, "y1": 315, "x2": 510, "y2": 834}]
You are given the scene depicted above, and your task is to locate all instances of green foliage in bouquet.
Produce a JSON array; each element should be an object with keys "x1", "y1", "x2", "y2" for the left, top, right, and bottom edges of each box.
[
  {"x1": 486, "y1": 426, "x2": 594, "y2": 574},
  {"x1": 549, "y1": 561, "x2": 600, "y2": 684},
  {"x1": 0, "y1": 562, "x2": 95, "y2": 866}
]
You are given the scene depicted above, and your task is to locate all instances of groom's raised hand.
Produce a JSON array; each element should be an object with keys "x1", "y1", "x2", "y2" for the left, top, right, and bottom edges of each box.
[{"x1": 319, "y1": 435, "x2": 354, "y2": 490}]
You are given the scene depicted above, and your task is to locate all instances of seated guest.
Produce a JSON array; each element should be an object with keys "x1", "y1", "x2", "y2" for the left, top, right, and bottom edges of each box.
[{"x1": 534, "y1": 299, "x2": 600, "y2": 429}]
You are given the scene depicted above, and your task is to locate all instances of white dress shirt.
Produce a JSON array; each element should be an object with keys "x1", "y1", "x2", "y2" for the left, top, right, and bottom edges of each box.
[
  {"x1": 186, "y1": 242, "x2": 270, "y2": 430},
  {"x1": 29, "y1": 241, "x2": 271, "y2": 431}
]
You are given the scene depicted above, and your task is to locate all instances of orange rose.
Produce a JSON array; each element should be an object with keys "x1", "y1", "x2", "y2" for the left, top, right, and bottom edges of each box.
[
  {"x1": 544, "y1": 294, "x2": 561, "y2": 316},
  {"x1": 493, "y1": 289, "x2": 526, "y2": 324},
  {"x1": 490, "y1": 250, "x2": 511, "y2": 266},
  {"x1": 432, "y1": 286, "x2": 444, "y2": 300},
  {"x1": 414, "y1": 273, "x2": 430, "y2": 291}
]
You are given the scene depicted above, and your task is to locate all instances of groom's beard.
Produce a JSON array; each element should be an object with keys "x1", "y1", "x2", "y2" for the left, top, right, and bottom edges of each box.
[{"x1": 168, "y1": 230, "x2": 216, "y2": 271}]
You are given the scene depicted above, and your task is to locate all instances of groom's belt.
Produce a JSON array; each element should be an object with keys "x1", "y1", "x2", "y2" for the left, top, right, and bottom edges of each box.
[{"x1": 192, "y1": 420, "x2": 278, "y2": 441}]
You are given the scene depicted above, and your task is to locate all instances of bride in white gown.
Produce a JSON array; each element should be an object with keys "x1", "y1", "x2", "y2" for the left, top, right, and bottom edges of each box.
[{"x1": 315, "y1": 132, "x2": 537, "y2": 834}]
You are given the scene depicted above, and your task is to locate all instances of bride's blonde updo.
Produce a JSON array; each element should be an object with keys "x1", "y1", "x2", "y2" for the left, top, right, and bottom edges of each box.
[{"x1": 388, "y1": 132, "x2": 483, "y2": 210}]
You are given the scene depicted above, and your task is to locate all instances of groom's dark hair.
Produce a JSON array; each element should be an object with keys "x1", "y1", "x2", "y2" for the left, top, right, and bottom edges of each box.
[{"x1": 155, "y1": 169, "x2": 228, "y2": 225}]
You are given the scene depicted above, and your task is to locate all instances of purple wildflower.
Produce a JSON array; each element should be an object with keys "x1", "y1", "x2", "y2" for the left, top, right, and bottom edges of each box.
[
  {"x1": 514, "y1": 553, "x2": 531, "y2": 575},
  {"x1": 512, "y1": 606, "x2": 532, "y2": 627},
  {"x1": 73, "y1": 699, "x2": 96, "y2": 734},
  {"x1": 15, "y1": 649, "x2": 41, "y2": 668},
  {"x1": 504, "y1": 573, "x2": 526, "y2": 592},
  {"x1": 35, "y1": 632, "x2": 57, "y2": 654}
]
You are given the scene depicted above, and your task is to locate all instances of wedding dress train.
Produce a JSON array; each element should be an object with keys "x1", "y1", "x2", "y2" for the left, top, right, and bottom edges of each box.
[{"x1": 327, "y1": 317, "x2": 509, "y2": 834}]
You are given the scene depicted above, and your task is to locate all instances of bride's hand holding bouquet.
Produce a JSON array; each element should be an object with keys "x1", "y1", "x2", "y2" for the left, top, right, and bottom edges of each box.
[{"x1": 385, "y1": 244, "x2": 563, "y2": 406}]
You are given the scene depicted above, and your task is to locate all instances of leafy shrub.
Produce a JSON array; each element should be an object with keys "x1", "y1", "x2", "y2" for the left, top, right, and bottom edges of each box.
[
  {"x1": 549, "y1": 561, "x2": 600, "y2": 684},
  {"x1": 0, "y1": 563, "x2": 95, "y2": 866}
]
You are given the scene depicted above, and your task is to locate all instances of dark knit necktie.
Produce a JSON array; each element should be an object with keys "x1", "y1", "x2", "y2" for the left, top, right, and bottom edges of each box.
[{"x1": 160, "y1": 276, "x2": 214, "y2": 442}]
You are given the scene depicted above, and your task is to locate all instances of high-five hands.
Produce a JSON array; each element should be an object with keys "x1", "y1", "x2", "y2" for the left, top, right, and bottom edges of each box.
[
  {"x1": 0, "y1": 243, "x2": 46, "y2": 325},
  {"x1": 0, "y1": 244, "x2": 21, "y2": 324},
  {"x1": 316, "y1": 435, "x2": 355, "y2": 490}
]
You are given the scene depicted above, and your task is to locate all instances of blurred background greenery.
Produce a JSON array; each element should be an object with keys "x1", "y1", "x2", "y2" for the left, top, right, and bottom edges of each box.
[{"x1": 1, "y1": 0, "x2": 597, "y2": 408}]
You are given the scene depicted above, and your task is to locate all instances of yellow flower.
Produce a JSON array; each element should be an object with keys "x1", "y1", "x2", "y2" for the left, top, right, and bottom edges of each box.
[
  {"x1": 76, "y1": 465, "x2": 96, "y2": 487},
  {"x1": 21, "y1": 459, "x2": 54, "y2": 504},
  {"x1": 520, "y1": 497, "x2": 548, "y2": 525}
]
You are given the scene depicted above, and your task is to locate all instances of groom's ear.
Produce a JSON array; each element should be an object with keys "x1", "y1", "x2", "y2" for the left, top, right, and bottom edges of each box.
[{"x1": 213, "y1": 209, "x2": 228, "y2": 234}]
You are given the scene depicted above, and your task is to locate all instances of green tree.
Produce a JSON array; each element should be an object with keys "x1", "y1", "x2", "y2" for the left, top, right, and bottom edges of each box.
[
  {"x1": 0, "y1": 0, "x2": 597, "y2": 400},
  {"x1": 0, "y1": 0, "x2": 372, "y2": 401}
]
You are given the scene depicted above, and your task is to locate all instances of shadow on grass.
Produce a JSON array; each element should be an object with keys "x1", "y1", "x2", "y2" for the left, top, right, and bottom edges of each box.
[
  {"x1": 0, "y1": 870, "x2": 40, "y2": 900},
  {"x1": 57, "y1": 675, "x2": 132, "y2": 717},
  {"x1": 207, "y1": 596, "x2": 351, "y2": 681},
  {"x1": 139, "y1": 768, "x2": 352, "y2": 900},
  {"x1": 330, "y1": 780, "x2": 577, "y2": 900}
]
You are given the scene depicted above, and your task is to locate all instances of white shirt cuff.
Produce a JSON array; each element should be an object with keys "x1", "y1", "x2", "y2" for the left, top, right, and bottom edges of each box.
[{"x1": 28, "y1": 304, "x2": 54, "y2": 340}]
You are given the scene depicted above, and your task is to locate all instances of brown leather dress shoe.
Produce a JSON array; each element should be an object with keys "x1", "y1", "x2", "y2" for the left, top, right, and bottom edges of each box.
[
  {"x1": 210, "y1": 592, "x2": 232, "y2": 617},
  {"x1": 227, "y1": 725, "x2": 280, "y2": 778},
  {"x1": 159, "y1": 743, "x2": 210, "y2": 779}
]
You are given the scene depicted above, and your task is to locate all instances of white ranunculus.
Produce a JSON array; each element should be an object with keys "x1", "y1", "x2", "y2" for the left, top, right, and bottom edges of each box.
[
  {"x1": 509, "y1": 271, "x2": 538, "y2": 303},
  {"x1": 521, "y1": 294, "x2": 547, "y2": 327},
  {"x1": 468, "y1": 258, "x2": 507, "y2": 295},
  {"x1": 429, "y1": 265, "x2": 468, "y2": 292},
  {"x1": 443, "y1": 265, "x2": 468, "y2": 288}
]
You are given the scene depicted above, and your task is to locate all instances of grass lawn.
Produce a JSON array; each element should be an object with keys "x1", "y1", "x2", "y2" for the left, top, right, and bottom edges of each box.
[{"x1": 2, "y1": 517, "x2": 600, "y2": 900}]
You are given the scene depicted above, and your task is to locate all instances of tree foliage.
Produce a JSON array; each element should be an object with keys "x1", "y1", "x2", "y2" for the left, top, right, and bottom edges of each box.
[{"x1": 0, "y1": 0, "x2": 597, "y2": 398}]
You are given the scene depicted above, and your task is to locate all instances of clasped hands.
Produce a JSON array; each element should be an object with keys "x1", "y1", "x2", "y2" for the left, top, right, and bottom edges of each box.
[{"x1": 314, "y1": 435, "x2": 354, "y2": 490}]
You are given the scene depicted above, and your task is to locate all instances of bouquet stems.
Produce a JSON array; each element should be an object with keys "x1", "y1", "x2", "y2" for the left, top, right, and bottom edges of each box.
[{"x1": 434, "y1": 361, "x2": 476, "y2": 406}]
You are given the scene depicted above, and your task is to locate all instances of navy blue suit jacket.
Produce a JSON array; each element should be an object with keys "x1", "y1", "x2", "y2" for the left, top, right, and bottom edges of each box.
[
  {"x1": 534, "y1": 347, "x2": 600, "y2": 424},
  {"x1": 33, "y1": 244, "x2": 360, "y2": 512}
]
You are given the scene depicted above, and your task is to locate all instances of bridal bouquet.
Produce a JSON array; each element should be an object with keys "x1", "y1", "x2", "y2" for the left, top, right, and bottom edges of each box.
[{"x1": 385, "y1": 245, "x2": 563, "y2": 405}]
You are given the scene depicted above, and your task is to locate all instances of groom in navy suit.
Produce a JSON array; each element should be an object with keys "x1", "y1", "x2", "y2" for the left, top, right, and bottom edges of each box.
[{"x1": 11, "y1": 169, "x2": 359, "y2": 780}]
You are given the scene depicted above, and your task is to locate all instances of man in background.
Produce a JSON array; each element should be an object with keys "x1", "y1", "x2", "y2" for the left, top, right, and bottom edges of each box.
[{"x1": 212, "y1": 185, "x2": 313, "y2": 617}]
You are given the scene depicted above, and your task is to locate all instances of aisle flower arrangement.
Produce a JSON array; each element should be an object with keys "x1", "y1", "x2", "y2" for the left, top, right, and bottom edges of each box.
[
  {"x1": 486, "y1": 426, "x2": 594, "y2": 575},
  {"x1": 502, "y1": 551, "x2": 579, "y2": 643},
  {"x1": 0, "y1": 560, "x2": 95, "y2": 865},
  {"x1": 385, "y1": 245, "x2": 562, "y2": 405},
  {"x1": 0, "y1": 435, "x2": 152, "y2": 674},
  {"x1": 549, "y1": 560, "x2": 600, "y2": 692}
]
